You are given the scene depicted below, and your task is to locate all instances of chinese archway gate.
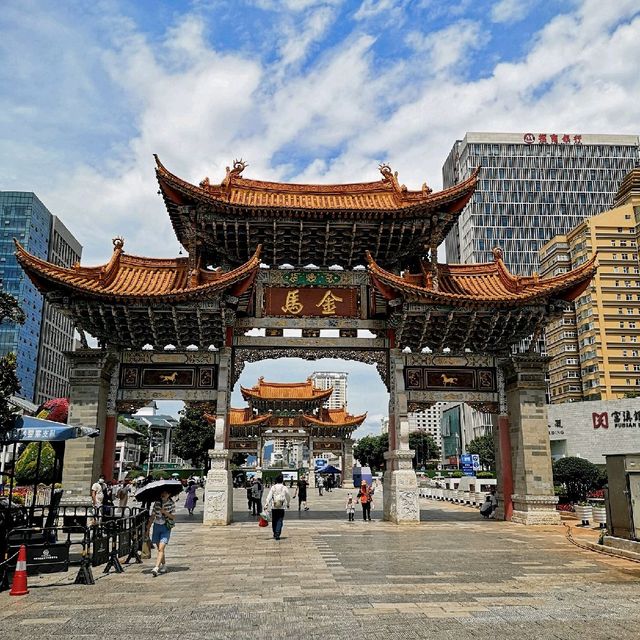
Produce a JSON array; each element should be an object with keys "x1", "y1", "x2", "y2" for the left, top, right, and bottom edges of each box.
[{"x1": 16, "y1": 157, "x2": 596, "y2": 525}]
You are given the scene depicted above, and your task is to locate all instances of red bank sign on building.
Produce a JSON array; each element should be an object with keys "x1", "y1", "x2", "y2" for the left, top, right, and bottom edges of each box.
[{"x1": 523, "y1": 133, "x2": 583, "y2": 145}]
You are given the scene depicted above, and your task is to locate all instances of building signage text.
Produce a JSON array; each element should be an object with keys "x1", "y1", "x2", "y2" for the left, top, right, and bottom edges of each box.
[
  {"x1": 264, "y1": 287, "x2": 358, "y2": 318},
  {"x1": 592, "y1": 411, "x2": 640, "y2": 430},
  {"x1": 523, "y1": 133, "x2": 582, "y2": 145},
  {"x1": 404, "y1": 366, "x2": 496, "y2": 392}
]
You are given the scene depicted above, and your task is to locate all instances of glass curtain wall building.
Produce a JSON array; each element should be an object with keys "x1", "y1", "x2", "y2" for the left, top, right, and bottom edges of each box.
[
  {"x1": 0, "y1": 192, "x2": 81, "y2": 402},
  {"x1": 443, "y1": 132, "x2": 640, "y2": 275}
]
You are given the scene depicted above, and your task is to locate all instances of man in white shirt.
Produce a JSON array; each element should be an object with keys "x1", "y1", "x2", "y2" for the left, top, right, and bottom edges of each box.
[{"x1": 90, "y1": 476, "x2": 105, "y2": 521}]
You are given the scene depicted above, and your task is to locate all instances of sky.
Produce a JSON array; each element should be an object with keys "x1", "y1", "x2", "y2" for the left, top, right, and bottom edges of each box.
[{"x1": 2, "y1": 0, "x2": 640, "y2": 435}]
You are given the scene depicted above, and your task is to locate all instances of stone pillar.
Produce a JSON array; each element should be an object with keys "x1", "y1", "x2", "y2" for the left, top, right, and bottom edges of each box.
[
  {"x1": 493, "y1": 365, "x2": 514, "y2": 521},
  {"x1": 256, "y1": 436, "x2": 263, "y2": 469},
  {"x1": 383, "y1": 350, "x2": 419, "y2": 524},
  {"x1": 204, "y1": 348, "x2": 233, "y2": 525},
  {"x1": 342, "y1": 439, "x2": 354, "y2": 488},
  {"x1": 307, "y1": 437, "x2": 315, "y2": 490},
  {"x1": 500, "y1": 355, "x2": 560, "y2": 525},
  {"x1": 101, "y1": 363, "x2": 120, "y2": 481},
  {"x1": 61, "y1": 350, "x2": 118, "y2": 504}
]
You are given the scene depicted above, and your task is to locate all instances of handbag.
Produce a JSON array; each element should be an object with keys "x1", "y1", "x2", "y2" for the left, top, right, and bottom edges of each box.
[
  {"x1": 258, "y1": 516, "x2": 269, "y2": 527},
  {"x1": 142, "y1": 539, "x2": 151, "y2": 559},
  {"x1": 165, "y1": 517, "x2": 176, "y2": 530}
]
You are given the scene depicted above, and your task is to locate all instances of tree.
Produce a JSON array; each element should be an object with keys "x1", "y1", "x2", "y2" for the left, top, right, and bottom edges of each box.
[
  {"x1": 409, "y1": 431, "x2": 440, "y2": 469},
  {"x1": 14, "y1": 442, "x2": 55, "y2": 485},
  {"x1": 0, "y1": 293, "x2": 25, "y2": 441},
  {"x1": 231, "y1": 452, "x2": 249, "y2": 467},
  {"x1": 353, "y1": 433, "x2": 388, "y2": 472},
  {"x1": 467, "y1": 434, "x2": 496, "y2": 471},
  {"x1": 171, "y1": 406, "x2": 215, "y2": 467},
  {"x1": 553, "y1": 456, "x2": 601, "y2": 503}
]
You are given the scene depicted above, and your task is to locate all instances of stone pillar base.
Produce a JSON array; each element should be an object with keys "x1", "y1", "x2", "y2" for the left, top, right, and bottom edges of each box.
[
  {"x1": 204, "y1": 450, "x2": 233, "y2": 525},
  {"x1": 382, "y1": 450, "x2": 420, "y2": 524},
  {"x1": 510, "y1": 494, "x2": 561, "y2": 525}
]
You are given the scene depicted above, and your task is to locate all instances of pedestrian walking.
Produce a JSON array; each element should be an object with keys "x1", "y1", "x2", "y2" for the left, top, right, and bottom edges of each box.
[
  {"x1": 294, "y1": 475, "x2": 309, "y2": 511},
  {"x1": 246, "y1": 480, "x2": 253, "y2": 511},
  {"x1": 90, "y1": 475, "x2": 105, "y2": 522},
  {"x1": 184, "y1": 480, "x2": 198, "y2": 515},
  {"x1": 251, "y1": 478, "x2": 264, "y2": 515},
  {"x1": 146, "y1": 489, "x2": 176, "y2": 577},
  {"x1": 117, "y1": 480, "x2": 130, "y2": 509},
  {"x1": 345, "y1": 493, "x2": 355, "y2": 521},
  {"x1": 317, "y1": 475, "x2": 324, "y2": 496},
  {"x1": 357, "y1": 481, "x2": 372, "y2": 521},
  {"x1": 264, "y1": 473, "x2": 291, "y2": 540}
]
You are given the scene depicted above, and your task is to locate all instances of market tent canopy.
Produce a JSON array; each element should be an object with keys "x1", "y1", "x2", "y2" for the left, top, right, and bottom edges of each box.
[
  {"x1": 318, "y1": 465, "x2": 341, "y2": 474},
  {"x1": 5, "y1": 415, "x2": 99, "y2": 443}
]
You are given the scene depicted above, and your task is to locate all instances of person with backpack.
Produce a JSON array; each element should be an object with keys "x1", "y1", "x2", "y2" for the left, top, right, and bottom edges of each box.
[
  {"x1": 357, "y1": 481, "x2": 373, "y2": 521},
  {"x1": 251, "y1": 478, "x2": 264, "y2": 516},
  {"x1": 264, "y1": 474, "x2": 291, "y2": 540}
]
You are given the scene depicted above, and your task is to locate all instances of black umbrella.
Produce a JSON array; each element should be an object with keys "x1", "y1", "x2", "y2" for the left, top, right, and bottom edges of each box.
[{"x1": 135, "y1": 479, "x2": 183, "y2": 503}]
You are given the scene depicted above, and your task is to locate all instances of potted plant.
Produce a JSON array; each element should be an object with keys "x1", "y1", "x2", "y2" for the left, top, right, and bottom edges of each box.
[
  {"x1": 574, "y1": 501, "x2": 593, "y2": 526},
  {"x1": 592, "y1": 503, "x2": 607, "y2": 528}
]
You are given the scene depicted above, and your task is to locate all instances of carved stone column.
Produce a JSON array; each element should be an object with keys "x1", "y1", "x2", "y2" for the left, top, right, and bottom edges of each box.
[
  {"x1": 307, "y1": 437, "x2": 315, "y2": 491},
  {"x1": 383, "y1": 350, "x2": 419, "y2": 524},
  {"x1": 61, "y1": 349, "x2": 119, "y2": 504},
  {"x1": 342, "y1": 439, "x2": 354, "y2": 488},
  {"x1": 500, "y1": 355, "x2": 560, "y2": 525},
  {"x1": 493, "y1": 365, "x2": 514, "y2": 521},
  {"x1": 204, "y1": 348, "x2": 233, "y2": 525},
  {"x1": 102, "y1": 363, "x2": 120, "y2": 482}
]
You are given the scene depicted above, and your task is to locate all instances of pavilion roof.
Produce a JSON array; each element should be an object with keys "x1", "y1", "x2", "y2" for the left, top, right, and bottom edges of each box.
[
  {"x1": 15, "y1": 238, "x2": 261, "y2": 303},
  {"x1": 367, "y1": 247, "x2": 597, "y2": 308},
  {"x1": 303, "y1": 408, "x2": 366, "y2": 429},
  {"x1": 155, "y1": 156, "x2": 478, "y2": 268},
  {"x1": 228, "y1": 408, "x2": 270, "y2": 427},
  {"x1": 240, "y1": 378, "x2": 333, "y2": 403}
]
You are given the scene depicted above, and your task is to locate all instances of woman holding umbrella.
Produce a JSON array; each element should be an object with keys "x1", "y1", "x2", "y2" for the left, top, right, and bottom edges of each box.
[{"x1": 138, "y1": 479, "x2": 182, "y2": 577}]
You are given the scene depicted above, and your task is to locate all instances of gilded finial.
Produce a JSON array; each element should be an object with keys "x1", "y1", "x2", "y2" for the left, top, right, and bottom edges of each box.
[
  {"x1": 112, "y1": 237, "x2": 124, "y2": 250},
  {"x1": 492, "y1": 247, "x2": 503, "y2": 261}
]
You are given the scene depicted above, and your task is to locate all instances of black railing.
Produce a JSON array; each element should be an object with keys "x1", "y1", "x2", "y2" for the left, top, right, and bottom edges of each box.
[{"x1": 0, "y1": 505, "x2": 147, "y2": 590}]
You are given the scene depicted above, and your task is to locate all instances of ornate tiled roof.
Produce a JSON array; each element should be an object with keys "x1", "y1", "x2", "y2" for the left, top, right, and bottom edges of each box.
[
  {"x1": 15, "y1": 238, "x2": 261, "y2": 302},
  {"x1": 226, "y1": 409, "x2": 270, "y2": 427},
  {"x1": 303, "y1": 408, "x2": 366, "y2": 428},
  {"x1": 155, "y1": 156, "x2": 479, "y2": 214},
  {"x1": 367, "y1": 247, "x2": 597, "y2": 307},
  {"x1": 241, "y1": 377, "x2": 333, "y2": 402}
]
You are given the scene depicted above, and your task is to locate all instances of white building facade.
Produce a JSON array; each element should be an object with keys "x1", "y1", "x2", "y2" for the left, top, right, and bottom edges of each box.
[
  {"x1": 310, "y1": 371, "x2": 348, "y2": 409},
  {"x1": 548, "y1": 398, "x2": 640, "y2": 464}
]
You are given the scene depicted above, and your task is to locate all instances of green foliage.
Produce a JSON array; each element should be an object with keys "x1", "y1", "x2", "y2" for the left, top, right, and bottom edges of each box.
[
  {"x1": 553, "y1": 456, "x2": 601, "y2": 503},
  {"x1": 466, "y1": 434, "x2": 495, "y2": 471},
  {"x1": 231, "y1": 452, "x2": 249, "y2": 468},
  {"x1": 408, "y1": 431, "x2": 440, "y2": 469},
  {"x1": 0, "y1": 293, "x2": 25, "y2": 441},
  {"x1": 14, "y1": 442, "x2": 56, "y2": 485},
  {"x1": 353, "y1": 433, "x2": 389, "y2": 472},
  {"x1": 476, "y1": 471, "x2": 495, "y2": 479},
  {"x1": 451, "y1": 470, "x2": 464, "y2": 478},
  {"x1": 150, "y1": 469, "x2": 170, "y2": 480},
  {"x1": 171, "y1": 407, "x2": 215, "y2": 467}
]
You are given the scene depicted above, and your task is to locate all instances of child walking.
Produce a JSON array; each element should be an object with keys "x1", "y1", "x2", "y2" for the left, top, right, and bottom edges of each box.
[{"x1": 345, "y1": 493, "x2": 355, "y2": 522}]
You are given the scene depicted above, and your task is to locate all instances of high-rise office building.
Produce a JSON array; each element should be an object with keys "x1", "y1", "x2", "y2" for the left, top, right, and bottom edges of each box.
[
  {"x1": 443, "y1": 132, "x2": 640, "y2": 274},
  {"x1": 0, "y1": 192, "x2": 81, "y2": 402},
  {"x1": 408, "y1": 403, "x2": 445, "y2": 452},
  {"x1": 540, "y1": 168, "x2": 640, "y2": 403},
  {"x1": 309, "y1": 371, "x2": 348, "y2": 409}
]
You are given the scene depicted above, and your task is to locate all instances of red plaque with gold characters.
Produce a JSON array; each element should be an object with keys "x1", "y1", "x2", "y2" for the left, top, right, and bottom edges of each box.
[{"x1": 264, "y1": 287, "x2": 358, "y2": 318}]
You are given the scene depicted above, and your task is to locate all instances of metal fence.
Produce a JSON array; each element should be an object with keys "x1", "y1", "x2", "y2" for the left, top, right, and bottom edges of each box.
[{"x1": 0, "y1": 505, "x2": 148, "y2": 589}]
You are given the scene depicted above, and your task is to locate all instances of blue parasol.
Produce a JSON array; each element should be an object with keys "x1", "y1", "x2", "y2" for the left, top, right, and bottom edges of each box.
[{"x1": 5, "y1": 415, "x2": 99, "y2": 442}]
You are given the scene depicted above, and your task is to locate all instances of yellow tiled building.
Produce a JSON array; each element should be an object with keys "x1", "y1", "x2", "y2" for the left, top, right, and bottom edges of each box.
[{"x1": 541, "y1": 168, "x2": 640, "y2": 403}]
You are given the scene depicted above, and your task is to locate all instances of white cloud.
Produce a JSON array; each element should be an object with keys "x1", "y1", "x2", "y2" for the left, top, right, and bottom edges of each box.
[
  {"x1": 354, "y1": 0, "x2": 405, "y2": 21},
  {"x1": 406, "y1": 20, "x2": 488, "y2": 75},
  {"x1": 278, "y1": 5, "x2": 337, "y2": 68},
  {"x1": 491, "y1": 0, "x2": 537, "y2": 24}
]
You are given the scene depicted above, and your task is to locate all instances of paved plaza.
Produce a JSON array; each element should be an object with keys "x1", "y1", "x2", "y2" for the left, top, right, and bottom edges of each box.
[{"x1": 1, "y1": 488, "x2": 639, "y2": 640}]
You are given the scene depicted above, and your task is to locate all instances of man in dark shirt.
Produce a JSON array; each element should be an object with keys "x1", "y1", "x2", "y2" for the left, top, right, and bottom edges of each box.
[{"x1": 294, "y1": 476, "x2": 309, "y2": 511}]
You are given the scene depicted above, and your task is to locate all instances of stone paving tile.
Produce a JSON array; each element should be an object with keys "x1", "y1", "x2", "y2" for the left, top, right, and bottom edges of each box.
[{"x1": 1, "y1": 489, "x2": 639, "y2": 639}]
